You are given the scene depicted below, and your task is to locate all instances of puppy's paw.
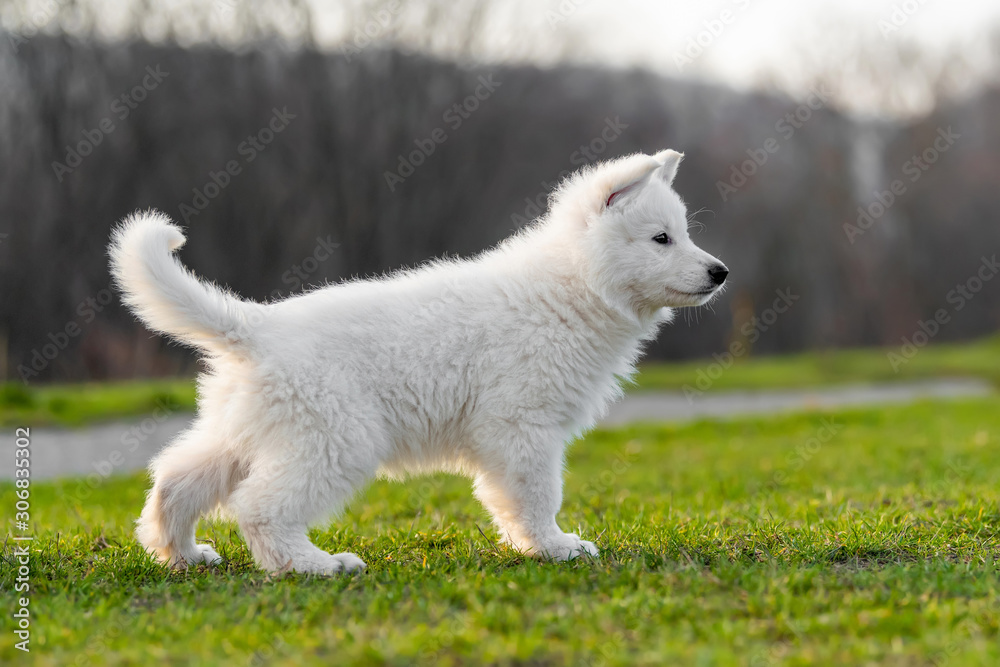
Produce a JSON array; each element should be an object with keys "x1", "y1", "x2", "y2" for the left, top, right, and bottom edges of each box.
[
  {"x1": 286, "y1": 551, "x2": 367, "y2": 576},
  {"x1": 168, "y1": 543, "x2": 223, "y2": 569},
  {"x1": 193, "y1": 543, "x2": 223, "y2": 566},
  {"x1": 329, "y1": 552, "x2": 367, "y2": 573},
  {"x1": 534, "y1": 533, "x2": 599, "y2": 561}
]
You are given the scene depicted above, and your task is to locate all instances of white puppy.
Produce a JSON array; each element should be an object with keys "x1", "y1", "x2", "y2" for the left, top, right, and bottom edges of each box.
[{"x1": 109, "y1": 149, "x2": 727, "y2": 574}]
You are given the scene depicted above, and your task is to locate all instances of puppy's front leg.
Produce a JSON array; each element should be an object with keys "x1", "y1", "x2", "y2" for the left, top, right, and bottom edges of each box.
[{"x1": 473, "y1": 434, "x2": 598, "y2": 561}]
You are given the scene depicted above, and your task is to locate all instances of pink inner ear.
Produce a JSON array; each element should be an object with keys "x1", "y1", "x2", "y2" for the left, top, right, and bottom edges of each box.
[{"x1": 606, "y1": 185, "x2": 630, "y2": 208}]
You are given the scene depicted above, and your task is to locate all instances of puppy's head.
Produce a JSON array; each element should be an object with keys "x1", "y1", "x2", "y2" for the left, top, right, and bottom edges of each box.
[{"x1": 568, "y1": 150, "x2": 728, "y2": 315}]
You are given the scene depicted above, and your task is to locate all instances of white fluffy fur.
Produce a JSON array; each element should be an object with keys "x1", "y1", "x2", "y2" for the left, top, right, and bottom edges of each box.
[{"x1": 108, "y1": 149, "x2": 727, "y2": 574}]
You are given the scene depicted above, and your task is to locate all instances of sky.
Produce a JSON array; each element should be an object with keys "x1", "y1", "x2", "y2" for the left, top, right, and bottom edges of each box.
[
  {"x1": 308, "y1": 0, "x2": 1000, "y2": 116},
  {"x1": 531, "y1": 0, "x2": 1000, "y2": 80},
  {"x1": 5, "y1": 0, "x2": 999, "y2": 117}
]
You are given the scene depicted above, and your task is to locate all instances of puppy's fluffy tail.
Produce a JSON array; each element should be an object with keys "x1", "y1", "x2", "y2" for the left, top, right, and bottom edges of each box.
[{"x1": 109, "y1": 210, "x2": 263, "y2": 356}]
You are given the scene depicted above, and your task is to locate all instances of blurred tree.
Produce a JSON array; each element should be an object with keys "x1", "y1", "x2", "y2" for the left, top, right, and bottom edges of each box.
[{"x1": 0, "y1": 3, "x2": 997, "y2": 382}]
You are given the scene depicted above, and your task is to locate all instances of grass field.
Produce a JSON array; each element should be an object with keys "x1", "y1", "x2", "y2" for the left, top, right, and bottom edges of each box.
[
  {"x1": 2, "y1": 335, "x2": 998, "y2": 429},
  {"x1": 632, "y1": 334, "x2": 1000, "y2": 393},
  {"x1": 3, "y1": 395, "x2": 1000, "y2": 665},
  {"x1": 0, "y1": 379, "x2": 196, "y2": 429}
]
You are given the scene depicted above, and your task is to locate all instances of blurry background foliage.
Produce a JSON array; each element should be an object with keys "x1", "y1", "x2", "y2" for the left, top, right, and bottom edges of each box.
[{"x1": 0, "y1": 0, "x2": 997, "y2": 382}]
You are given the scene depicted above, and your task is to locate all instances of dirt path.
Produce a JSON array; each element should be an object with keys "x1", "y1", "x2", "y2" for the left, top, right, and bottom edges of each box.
[{"x1": 3, "y1": 378, "x2": 992, "y2": 480}]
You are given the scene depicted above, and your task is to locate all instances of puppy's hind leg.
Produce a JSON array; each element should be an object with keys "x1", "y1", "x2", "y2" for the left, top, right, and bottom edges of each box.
[
  {"x1": 137, "y1": 423, "x2": 239, "y2": 568},
  {"x1": 228, "y1": 442, "x2": 372, "y2": 575}
]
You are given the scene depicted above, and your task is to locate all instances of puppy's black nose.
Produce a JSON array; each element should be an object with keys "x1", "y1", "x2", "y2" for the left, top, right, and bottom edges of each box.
[{"x1": 708, "y1": 264, "x2": 729, "y2": 286}]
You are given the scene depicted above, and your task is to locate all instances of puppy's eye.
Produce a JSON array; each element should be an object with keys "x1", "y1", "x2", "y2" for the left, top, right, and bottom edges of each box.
[{"x1": 652, "y1": 233, "x2": 672, "y2": 245}]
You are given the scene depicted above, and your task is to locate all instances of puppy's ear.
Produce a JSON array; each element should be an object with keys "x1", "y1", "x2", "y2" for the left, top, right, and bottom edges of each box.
[
  {"x1": 604, "y1": 180, "x2": 643, "y2": 209},
  {"x1": 653, "y1": 149, "x2": 684, "y2": 186},
  {"x1": 604, "y1": 163, "x2": 658, "y2": 210}
]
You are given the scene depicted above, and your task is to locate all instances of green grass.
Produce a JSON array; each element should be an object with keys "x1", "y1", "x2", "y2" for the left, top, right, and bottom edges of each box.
[
  {"x1": 633, "y1": 334, "x2": 1000, "y2": 392},
  {"x1": 3, "y1": 397, "x2": 1000, "y2": 665},
  {"x1": 0, "y1": 379, "x2": 196, "y2": 428},
  {"x1": 3, "y1": 335, "x2": 998, "y2": 428}
]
